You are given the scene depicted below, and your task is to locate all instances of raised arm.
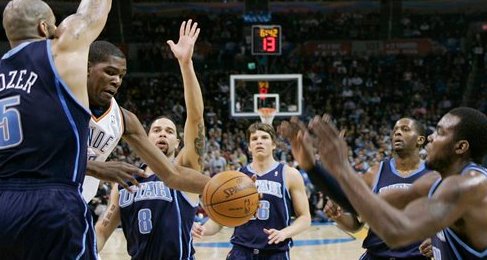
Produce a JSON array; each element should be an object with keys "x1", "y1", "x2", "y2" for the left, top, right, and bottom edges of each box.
[
  {"x1": 169, "y1": 20, "x2": 205, "y2": 171},
  {"x1": 52, "y1": 0, "x2": 112, "y2": 106},
  {"x1": 121, "y1": 108, "x2": 209, "y2": 194}
]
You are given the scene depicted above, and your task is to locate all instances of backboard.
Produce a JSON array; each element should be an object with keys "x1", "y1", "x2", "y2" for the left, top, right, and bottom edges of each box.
[{"x1": 230, "y1": 74, "x2": 302, "y2": 118}]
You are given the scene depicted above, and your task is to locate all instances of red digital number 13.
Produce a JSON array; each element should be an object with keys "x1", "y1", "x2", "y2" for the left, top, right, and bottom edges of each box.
[{"x1": 263, "y1": 36, "x2": 276, "y2": 52}]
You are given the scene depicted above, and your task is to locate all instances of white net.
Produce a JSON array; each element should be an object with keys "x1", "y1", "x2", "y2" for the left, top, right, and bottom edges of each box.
[{"x1": 258, "y1": 108, "x2": 276, "y2": 125}]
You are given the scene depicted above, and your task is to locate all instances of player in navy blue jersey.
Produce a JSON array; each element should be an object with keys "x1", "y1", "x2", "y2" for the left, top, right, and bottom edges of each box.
[
  {"x1": 324, "y1": 118, "x2": 430, "y2": 260},
  {"x1": 96, "y1": 20, "x2": 205, "y2": 260},
  {"x1": 0, "y1": 0, "x2": 110, "y2": 258},
  {"x1": 193, "y1": 122, "x2": 311, "y2": 259},
  {"x1": 292, "y1": 107, "x2": 487, "y2": 260}
]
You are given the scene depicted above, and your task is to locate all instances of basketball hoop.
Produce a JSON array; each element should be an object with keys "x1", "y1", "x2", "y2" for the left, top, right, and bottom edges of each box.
[{"x1": 258, "y1": 107, "x2": 276, "y2": 125}]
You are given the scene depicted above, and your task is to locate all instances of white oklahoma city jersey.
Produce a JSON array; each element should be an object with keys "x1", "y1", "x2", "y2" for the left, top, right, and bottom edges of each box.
[{"x1": 82, "y1": 98, "x2": 125, "y2": 202}]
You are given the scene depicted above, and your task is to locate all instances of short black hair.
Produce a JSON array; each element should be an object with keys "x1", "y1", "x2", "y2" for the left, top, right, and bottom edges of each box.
[
  {"x1": 448, "y1": 107, "x2": 487, "y2": 163},
  {"x1": 411, "y1": 119, "x2": 426, "y2": 138},
  {"x1": 89, "y1": 41, "x2": 125, "y2": 64},
  {"x1": 148, "y1": 115, "x2": 178, "y2": 135}
]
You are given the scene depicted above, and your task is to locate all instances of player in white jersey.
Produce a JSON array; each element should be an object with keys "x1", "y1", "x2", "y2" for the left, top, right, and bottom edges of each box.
[
  {"x1": 83, "y1": 97, "x2": 125, "y2": 201},
  {"x1": 82, "y1": 35, "x2": 209, "y2": 201}
]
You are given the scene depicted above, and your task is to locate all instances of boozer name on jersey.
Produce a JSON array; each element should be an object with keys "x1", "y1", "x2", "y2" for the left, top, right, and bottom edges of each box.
[
  {"x1": 118, "y1": 173, "x2": 198, "y2": 260},
  {"x1": 0, "y1": 40, "x2": 90, "y2": 184},
  {"x1": 430, "y1": 163, "x2": 487, "y2": 260},
  {"x1": 362, "y1": 158, "x2": 430, "y2": 259},
  {"x1": 231, "y1": 162, "x2": 293, "y2": 252},
  {"x1": 82, "y1": 98, "x2": 124, "y2": 202}
]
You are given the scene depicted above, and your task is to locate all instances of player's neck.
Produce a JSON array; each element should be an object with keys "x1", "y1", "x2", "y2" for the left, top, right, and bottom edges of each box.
[
  {"x1": 440, "y1": 159, "x2": 472, "y2": 178},
  {"x1": 250, "y1": 157, "x2": 277, "y2": 175},
  {"x1": 393, "y1": 154, "x2": 421, "y2": 175},
  {"x1": 144, "y1": 166, "x2": 156, "y2": 177}
]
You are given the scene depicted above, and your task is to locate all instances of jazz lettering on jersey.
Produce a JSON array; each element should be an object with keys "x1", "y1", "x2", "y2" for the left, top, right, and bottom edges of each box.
[
  {"x1": 378, "y1": 183, "x2": 412, "y2": 193},
  {"x1": 256, "y1": 179, "x2": 282, "y2": 198},
  {"x1": 89, "y1": 126, "x2": 115, "y2": 153},
  {"x1": 119, "y1": 181, "x2": 173, "y2": 208},
  {"x1": 0, "y1": 70, "x2": 38, "y2": 94}
]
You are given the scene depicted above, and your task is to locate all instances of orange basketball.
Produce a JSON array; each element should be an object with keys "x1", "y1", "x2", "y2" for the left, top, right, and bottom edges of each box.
[{"x1": 202, "y1": 170, "x2": 259, "y2": 227}]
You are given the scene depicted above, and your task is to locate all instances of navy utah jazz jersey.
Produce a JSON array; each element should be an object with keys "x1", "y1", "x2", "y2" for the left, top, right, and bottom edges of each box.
[
  {"x1": 118, "y1": 173, "x2": 198, "y2": 260},
  {"x1": 429, "y1": 163, "x2": 487, "y2": 260},
  {"x1": 231, "y1": 162, "x2": 293, "y2": 252},
  {"x1": 0, "y1": 40, "x2": 90, "y2": 185},
  {"x1": 362, "y1": 158, "x2": 429, "y2": 259}
]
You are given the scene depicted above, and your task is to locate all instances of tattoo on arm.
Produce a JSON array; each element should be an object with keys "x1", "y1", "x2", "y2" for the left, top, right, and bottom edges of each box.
[
  {"x1": 101, "y1": 204, "x2": 117, "y2": 227},
  {"x1": 194, "y1": 122, "x2": 205, "y2": 171}
]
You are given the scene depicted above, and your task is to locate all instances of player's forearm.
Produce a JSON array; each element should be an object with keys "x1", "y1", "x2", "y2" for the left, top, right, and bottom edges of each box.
[
  {"x1": 77, "y1": 0, "x2": 112, "y2": 18},
  {"x1": 75, "y1": 0, "x2": 112, "y2": 38},
  {"x1": 165, "y1": 165, "x2": 209, "y2": 194},
  {"x1": 306, "y1": 164, "x2": 357, "y2": 215},
  {"x1": 86, "y1": 160, "x2": 99, "y2": 177},
  {"x1": 180, "y1": 61, "x2": 204, "y2": 122},
  {"x1": 282, "y1": 214, "x2": 311, "y2": 238},
  {"x1": 335, "y1": 165, "x2": 413, "y2": 247},
  {"x1": 95, "y1": 203, "x2": 120, "y2": 251},
  {"x1": 202, "y1": 220, "x2": 223, "y2": 236}
]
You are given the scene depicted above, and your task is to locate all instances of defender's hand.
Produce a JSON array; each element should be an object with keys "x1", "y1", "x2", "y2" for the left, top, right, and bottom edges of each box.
[{"x1": 87, "y1": 161, "x2": 146, "y2": 191}]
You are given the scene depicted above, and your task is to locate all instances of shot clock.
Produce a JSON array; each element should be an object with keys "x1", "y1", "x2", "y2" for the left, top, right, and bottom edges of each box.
[{"x1": 251, "y1": 25, "x2": 281, "y2": 55}]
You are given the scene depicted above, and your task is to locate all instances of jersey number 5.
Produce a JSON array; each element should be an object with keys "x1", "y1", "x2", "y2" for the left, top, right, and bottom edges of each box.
[{"x1": 0, "y1": 96, "x2": 23, "y2": 150}]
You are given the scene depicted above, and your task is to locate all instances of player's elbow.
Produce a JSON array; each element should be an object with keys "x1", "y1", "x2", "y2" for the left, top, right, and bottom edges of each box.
[{"x1": 381, "y1": 229, "x2": 415, "y2": 249}]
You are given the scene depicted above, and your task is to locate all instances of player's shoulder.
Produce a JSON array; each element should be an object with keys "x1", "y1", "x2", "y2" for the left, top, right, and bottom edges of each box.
[
  {"x1": 434, "y1": 172, "x2": 487, "y2": 203},
  {"x1": 283, "y1": 164, "x2": 305, "y2": 185}
]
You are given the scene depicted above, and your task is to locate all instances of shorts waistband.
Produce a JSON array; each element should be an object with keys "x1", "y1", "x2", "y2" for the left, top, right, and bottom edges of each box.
[
  {"x1": 0, "y1": 179, "x2": 80, "y2": 190},
  {"x1": 233, "y1": 244, "x2": 286, "y2": 256}
]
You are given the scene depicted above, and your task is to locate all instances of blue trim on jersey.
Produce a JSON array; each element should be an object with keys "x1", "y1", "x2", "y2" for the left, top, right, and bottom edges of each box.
[
  {"x1": 428, "y1": 178, "x2": 442, "y2": 197},
  {"x1": 174, "y1": 189, "x2": 183, "y2": 260},
  {"x1": 46, "y1": 40, "x2": 88, "y2": 182},
  {"x1": 1, "y1": 41, "x2": 31, "y2": 59},
  {"x1": 46, "y1": 40, "x2": 91, "y2": 115},
  {"x1": 180, "y1": 191, "x2": 199, "y2": 208},
  {"x1": 461, "y1": 163, "x2": 487, "y2": 177},
  {"x1": 54, "y1": 79, "x2": 81, "y2": 182},
  {"x1": 389, "y1": 158, "x2": 426, "y2": 178},
  {"x1": 281, "y1": 167, "x2": 292, "y2": 250},
  {"x1": 75, "y1": 187, "x2": 90, "y2": 260},
  {"x1": 371, "y1": 161, "x2": 384, "y2": 193},
  {"x1": 87, "y1": 200, "x2": 98, "y2": 260},
  {"x1": 246, "y1": 161, "x2": 280, "y2": 175},
  {"x1": 445, "y1": 230, "x2": 464, "y2": 260},
  {"x1": 446, "y1": 228, "x2": 487, "y2": 258}
]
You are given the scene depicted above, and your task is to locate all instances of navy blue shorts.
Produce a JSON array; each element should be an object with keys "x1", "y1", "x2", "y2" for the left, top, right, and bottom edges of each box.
[
  {"x1": 0, "y1": 181, "x2": 97, "y2": 259},
  {"x1": 227, "y1": 245, "x2": 290, "y2": 260}
]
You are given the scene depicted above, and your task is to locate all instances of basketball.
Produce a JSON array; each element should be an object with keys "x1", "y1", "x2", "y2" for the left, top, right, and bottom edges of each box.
[{"x1": 202, "y1": 170, "x2": 260, "y2": 227}]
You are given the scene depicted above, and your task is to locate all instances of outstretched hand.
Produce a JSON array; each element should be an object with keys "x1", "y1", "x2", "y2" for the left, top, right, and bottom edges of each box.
[
  {"x1": 167, "y1": 19, "x2": 200, "y2": 64},
  {"x1": 191, "y1": 222, "x2": 205, "y2": 239},
  {"x1": 278, "y1": 117, "x2": 315, "y2": 170},
  {"x1": 323, "y1": 198, "x2": 343, "y2": 220},
  {"x1": 308, "y1": 114, "x2": 350, "y2": 177},
  {"x1": 264, "y1": 228, "x2": 289, "y2": 245},
  {"x1": 88, "y1": 161, "x2": 146, "y2": 192}
]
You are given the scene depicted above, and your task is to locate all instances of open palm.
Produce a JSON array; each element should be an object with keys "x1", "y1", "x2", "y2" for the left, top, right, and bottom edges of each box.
[{"x1": 167, "y1": 19, "x2": 200, "y2": 64}]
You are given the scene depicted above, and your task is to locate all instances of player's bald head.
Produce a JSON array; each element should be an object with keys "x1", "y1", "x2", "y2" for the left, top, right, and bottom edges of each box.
[{"x1": 3, "y1": 0, "x2": 55, "y2": 44}]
